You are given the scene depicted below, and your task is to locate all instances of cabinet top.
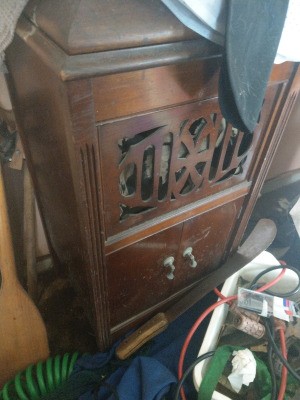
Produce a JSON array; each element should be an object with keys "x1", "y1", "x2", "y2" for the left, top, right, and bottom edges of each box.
[{"x1": 24, "y1": 0, "x2": 219, "y2": 56}]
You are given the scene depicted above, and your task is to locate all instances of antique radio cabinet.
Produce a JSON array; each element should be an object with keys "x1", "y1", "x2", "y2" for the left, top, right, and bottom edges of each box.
[{"x1": 6, "y1": 0, "x2": 300, "y2": 349}]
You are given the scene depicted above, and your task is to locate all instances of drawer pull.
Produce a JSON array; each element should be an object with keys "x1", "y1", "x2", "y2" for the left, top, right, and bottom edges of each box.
[
  {"x1": 163, "y1": 256, "x2": 175, "y2": 280},
  {"x1": 183, "y1": 247, "x2": 197, "y2": 268}
]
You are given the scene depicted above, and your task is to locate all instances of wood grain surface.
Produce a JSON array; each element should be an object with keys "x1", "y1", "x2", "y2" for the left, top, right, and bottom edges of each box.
[{"x1": 0, "y1": 164, "x2": 49, "y2": 387}]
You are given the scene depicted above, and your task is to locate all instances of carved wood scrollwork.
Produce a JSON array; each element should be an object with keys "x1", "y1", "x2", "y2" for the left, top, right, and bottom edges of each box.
[{"x1": 118, "y1": 112, "x2": 252, "y2": 220}]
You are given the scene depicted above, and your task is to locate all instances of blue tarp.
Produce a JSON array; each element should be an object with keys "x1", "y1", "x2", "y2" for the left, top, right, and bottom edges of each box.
[{"x1": 73, "y1": 292, "x2": 215, "y2": 400}]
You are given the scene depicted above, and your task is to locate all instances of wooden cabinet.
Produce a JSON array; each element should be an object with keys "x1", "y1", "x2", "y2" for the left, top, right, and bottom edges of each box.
[{"x1": 6, "y1": 0, "x2": 300, "y2": 350}]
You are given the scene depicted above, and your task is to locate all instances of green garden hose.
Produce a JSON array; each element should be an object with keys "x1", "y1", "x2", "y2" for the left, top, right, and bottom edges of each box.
[{"x1": 0, "y1": 353, "x2": 79, "y2": 400}]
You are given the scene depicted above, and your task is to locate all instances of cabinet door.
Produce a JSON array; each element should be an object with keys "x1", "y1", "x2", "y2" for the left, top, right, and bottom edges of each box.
[
  {"x1": 107, "y1": 223, "x2": 183, "y2": 327},
  {"x1": 176, "y1": 197, "x2": 244, "y2": 291},
  {"x1": 107, "y1": 197, "x2": 244, "y2": 328}
]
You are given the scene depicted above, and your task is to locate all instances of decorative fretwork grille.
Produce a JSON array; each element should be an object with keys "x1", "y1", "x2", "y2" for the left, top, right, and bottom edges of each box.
[{"x1": 118, "y1": 113, "x2": 252, "y2": 220}]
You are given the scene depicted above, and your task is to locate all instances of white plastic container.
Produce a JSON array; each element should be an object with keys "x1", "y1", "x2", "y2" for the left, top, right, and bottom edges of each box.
[{"x1": 193, "y1": 251, "x2": 298, "y2": 399}]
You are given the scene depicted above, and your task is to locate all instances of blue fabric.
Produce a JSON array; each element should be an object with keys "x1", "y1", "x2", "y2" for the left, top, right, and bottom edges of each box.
[
  {"x1": 73, "y1": 292, "x2": 216, "y2": 400},
  {"x1": 76, "y1": 343, "x2": 178, "y2": 400},
  {"x1": 75, "y1": 345, "x2": 116, "y2": 372},
  {"x1": 109, "y1": 357, "x2": 176, "y2": 400}
]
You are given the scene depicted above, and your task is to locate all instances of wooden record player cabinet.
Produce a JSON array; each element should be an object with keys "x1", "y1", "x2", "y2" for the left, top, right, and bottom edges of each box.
[{"x1": 6, "y1": 0, "x2": 300, "y2": 350}]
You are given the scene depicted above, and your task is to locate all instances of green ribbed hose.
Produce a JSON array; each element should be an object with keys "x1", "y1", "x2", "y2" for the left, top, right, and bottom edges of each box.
[{"x1": 0, "y1": 353, "x2": 79, "y2": 400}]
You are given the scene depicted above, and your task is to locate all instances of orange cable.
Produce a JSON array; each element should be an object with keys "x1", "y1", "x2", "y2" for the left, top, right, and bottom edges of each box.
[{"x1": 278, "y1": 327, "x2": 288, "y2": 400}]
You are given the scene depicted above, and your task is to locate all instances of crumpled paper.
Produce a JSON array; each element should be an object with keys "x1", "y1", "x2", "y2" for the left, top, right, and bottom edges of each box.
[{"x1": 228, "y1": 349, "x2": 256, "y2": 393}]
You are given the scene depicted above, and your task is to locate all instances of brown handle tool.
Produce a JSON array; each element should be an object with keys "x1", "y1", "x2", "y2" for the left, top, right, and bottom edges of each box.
[{"x1": 116, "y1": 219, "x2": 277, "y2": 360}]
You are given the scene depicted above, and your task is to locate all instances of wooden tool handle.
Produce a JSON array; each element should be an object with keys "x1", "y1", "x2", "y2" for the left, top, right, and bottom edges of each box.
[
  {"x1": 0, "y1": 164, "x2": 17, "y2": 285},
  {"x1": 116, "y1": 312, "x2": 169, "y2": 360},
  {"x1": 24, "y1": 162, "x2": 37, "y2": 300}
]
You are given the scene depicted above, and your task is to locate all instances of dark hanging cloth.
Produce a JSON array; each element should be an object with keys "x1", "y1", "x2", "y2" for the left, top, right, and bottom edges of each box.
[{"x1": 219, "y1": 0, "x2": 289, "y2": 133}]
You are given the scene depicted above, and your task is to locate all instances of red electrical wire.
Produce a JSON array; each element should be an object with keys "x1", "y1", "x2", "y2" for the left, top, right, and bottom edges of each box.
[
  {"x1": 213, "y1": 287, "x2": 226, "y2": 299},
  {"x1": 214, "y1": 267, "x2": 287, "y2": 300},
  {"x1": 178, "y1": 295, "x2": 236, "y2": 400},
  {"x1": 278, "y1": 328, "x2": 288, "y2": 400},
  {"x1": 178, "y1": 267, "x2": 287, "y2": 400},
  {"x1": 255, "y1": 268, "x2": 287, "y2": 293}
]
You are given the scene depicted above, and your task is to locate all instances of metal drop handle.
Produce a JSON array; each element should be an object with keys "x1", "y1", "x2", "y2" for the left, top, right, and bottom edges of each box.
[
  {"x1": 163, "y1": 256, "x2": 175, "y2": 280},
  {"x1": 183, "y1": 247, "x2": 197, "y2": 268}
]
